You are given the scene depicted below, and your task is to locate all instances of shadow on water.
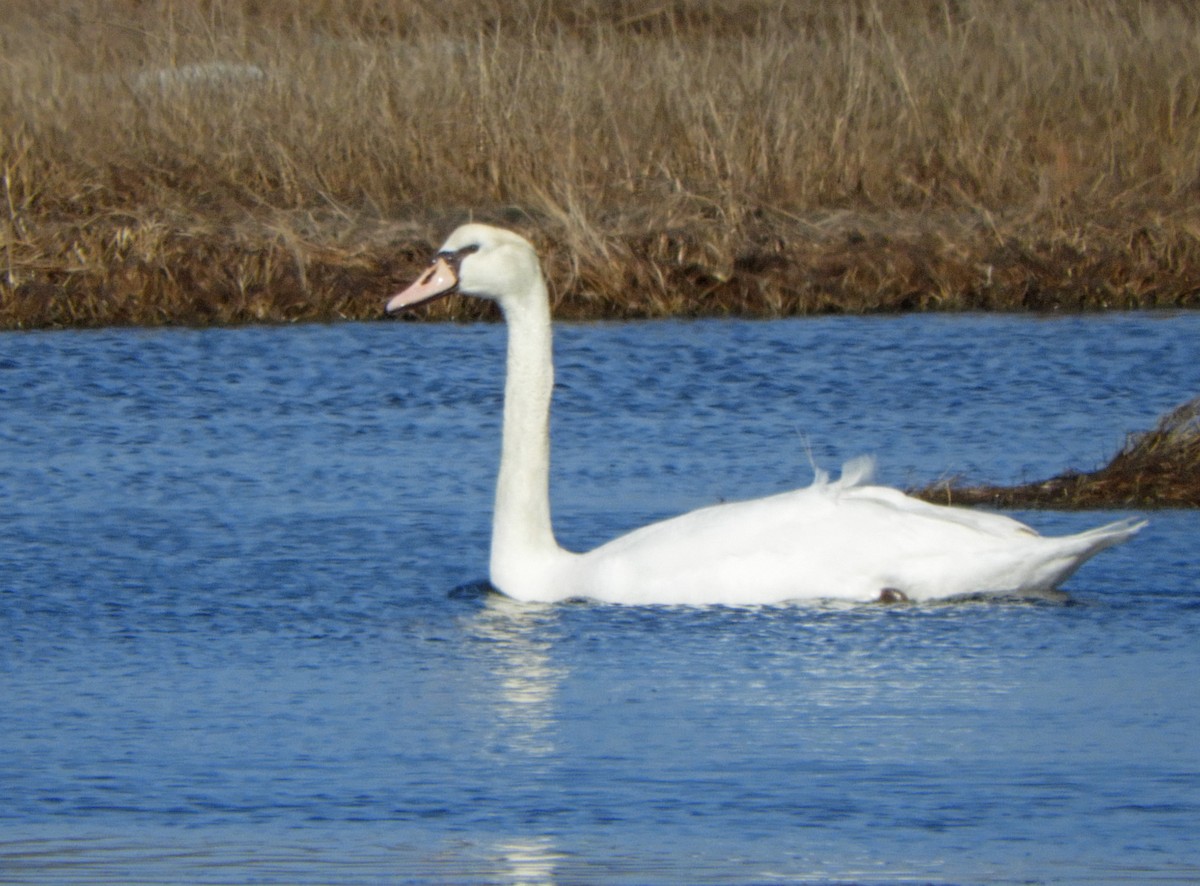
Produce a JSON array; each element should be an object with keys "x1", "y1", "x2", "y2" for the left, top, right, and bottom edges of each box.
[{"x1": 447, "y1": 579, "x2": 498, "y2": 601}]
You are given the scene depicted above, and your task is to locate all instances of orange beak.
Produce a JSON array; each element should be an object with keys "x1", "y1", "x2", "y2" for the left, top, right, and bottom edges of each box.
[{"x1": 385, "y1": 256, "x2": 458, "y2": 313}]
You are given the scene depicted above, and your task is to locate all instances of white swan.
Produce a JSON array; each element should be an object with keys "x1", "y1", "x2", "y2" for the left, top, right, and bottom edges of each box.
[{"x1": 386, "y1": 223, "x2": 1145, "y2": 605}]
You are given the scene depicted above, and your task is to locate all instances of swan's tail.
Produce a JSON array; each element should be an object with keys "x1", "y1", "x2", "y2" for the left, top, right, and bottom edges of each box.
[
  {"x1": 1030, "y1": 516, "x2": 1147, "y2": 592},
  {"x1": 1065, "y1": 516, "x2": 1148, "y2": 554}
]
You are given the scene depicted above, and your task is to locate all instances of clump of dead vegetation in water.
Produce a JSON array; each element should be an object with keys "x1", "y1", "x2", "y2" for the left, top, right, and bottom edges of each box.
[
  {"x1": 2, "y1": 0, "x2": 1200, "y2": 327},
  {"x1": 915, "y1": 395, "x2": 1200, "y2": 508}
]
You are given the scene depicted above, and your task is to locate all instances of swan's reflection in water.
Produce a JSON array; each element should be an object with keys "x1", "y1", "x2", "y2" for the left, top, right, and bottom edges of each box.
[
  {"x1": 462, "y1": 594, "x2": 568, "y2": 884},
  {"x1": 464, "y1": 594, "x2": 566, "y2": 759},
  {"x1": 489, "y1": 836, "x2": 564, "y2": 886}
]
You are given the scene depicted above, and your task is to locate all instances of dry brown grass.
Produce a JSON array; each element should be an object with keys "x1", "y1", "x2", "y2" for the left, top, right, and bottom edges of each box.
[
  {"x1": 915, "y1": 395, "x2": 1200, "y2": 508},
  {"x1": 3, "y1": 0, "x2": 1200, "y2": 326}
]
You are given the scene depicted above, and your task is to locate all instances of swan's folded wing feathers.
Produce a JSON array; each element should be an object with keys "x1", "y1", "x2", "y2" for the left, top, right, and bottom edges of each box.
[
  {"x1": 842, "y1": 483, "x2": 1039, "y2": 538},
  {"x1": 825, "y1": 456, "x2": 1036, "y2": 538},
  {"x1": 576, "y1": 476, "x2": 1056, "y2": 601}
]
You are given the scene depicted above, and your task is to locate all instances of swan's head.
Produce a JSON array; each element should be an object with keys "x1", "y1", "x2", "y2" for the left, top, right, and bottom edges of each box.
[{"x1": 386, "y1": 224, "x2": 543, "y2": 314}]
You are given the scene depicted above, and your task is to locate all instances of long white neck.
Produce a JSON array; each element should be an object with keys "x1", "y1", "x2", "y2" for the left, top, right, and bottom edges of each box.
[{"x1": 490, "y1": 275, "x2": 564, "y2": 591}]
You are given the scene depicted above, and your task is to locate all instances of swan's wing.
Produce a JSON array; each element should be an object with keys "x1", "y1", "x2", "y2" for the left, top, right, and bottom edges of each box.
[
  {"x1": 840, "y1": 484, "x2": 1038, "y2": 538},
  {"x1": 570, "y1": 478, "x2": 1034, "y2": 603},
  {"x1": 564, "y1": 464, "x2": 1139, "y2": 604},
  {"x1": 571, "y1": 486, "x2": 849, "y2": 604},
  {"x1": 827, "y1": 456, "x2": 1037, "y2": 539}
]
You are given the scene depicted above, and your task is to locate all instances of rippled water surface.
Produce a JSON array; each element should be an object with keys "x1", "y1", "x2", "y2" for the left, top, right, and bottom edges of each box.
[{"x1": 2, "y1": 314, "x2": 1199, "y2": 884}]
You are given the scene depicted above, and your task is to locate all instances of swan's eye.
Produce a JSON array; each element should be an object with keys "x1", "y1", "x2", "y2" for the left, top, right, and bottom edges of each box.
[{"x1": 437, "y1": 244, "x2": 480, "y2": 268}]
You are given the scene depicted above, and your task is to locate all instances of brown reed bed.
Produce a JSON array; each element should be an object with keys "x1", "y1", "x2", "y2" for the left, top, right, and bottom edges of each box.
[
  {"x1": 3, "y1": 0, "x2": 1200, "y2": 327},
  {"x1": 914, "y1": 395, "x2": 1200, "y2": 509}
]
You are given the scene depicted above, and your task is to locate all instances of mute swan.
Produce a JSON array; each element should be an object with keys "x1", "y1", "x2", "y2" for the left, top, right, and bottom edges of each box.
[{"x1": 386, "y1": 224, "x2": 1145, "y2": 605}]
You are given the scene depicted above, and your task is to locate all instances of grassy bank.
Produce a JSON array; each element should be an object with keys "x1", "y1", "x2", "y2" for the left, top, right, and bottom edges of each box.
[
  {"x1": 914, "y1": 395, "x2": 1200, "y2": 508},
  {"x1": 3, "y1": 0, "x2": 1200, "y2": 326}
]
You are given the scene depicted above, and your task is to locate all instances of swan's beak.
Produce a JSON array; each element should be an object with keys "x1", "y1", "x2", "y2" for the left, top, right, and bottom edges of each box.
[{"x1": 386, "y1": 257, "x2": 458, "y2": 313}]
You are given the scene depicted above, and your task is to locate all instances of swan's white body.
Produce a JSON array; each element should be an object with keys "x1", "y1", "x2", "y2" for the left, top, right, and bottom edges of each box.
[{"x1": 388, "y1": 224, "x2": 1144, "y2": 605}]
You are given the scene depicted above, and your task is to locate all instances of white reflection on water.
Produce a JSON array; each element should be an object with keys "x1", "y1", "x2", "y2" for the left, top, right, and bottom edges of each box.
[
  {"x1": 0, "y1": 832, "x2": 571, "y2": 884},
  {"x1": 461, "y1": 596, "x2": 570, "y2": 883},
  {"x1": 464, "y1": 595, "x2": 568, "y2": 761},
  {"x1": 491, "y1": 836, "x2": 563, "y2": 886}
]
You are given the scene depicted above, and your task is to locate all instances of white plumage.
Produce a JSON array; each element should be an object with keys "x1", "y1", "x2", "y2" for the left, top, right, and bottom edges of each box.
[{"x1": 387, "y1": 224, "x2": 1144, "y2": 605}]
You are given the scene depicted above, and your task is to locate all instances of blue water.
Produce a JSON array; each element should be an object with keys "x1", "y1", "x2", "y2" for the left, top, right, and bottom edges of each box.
[{"x1": 1, "y1": 313, "x2": 1198, "y2": 884}]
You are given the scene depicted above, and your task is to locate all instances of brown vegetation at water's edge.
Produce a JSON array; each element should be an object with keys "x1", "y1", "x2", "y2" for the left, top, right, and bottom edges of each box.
[
  {"x1": 3, "y1": 0, "x2": 1200, "y2": 327},
  {"x1": 914, "y1": 396, "x2": 1200, "y2": 509}
]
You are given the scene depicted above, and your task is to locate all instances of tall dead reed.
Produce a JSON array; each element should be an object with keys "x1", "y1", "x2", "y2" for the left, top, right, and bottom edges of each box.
[{"x1": 2, "y1": 0, "x2": 1200, "y2": 325}]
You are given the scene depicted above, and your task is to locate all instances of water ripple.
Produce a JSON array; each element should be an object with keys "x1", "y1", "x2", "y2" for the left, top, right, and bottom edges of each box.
[{"x1": 2, "y1": 316, "x2": 1198, "y2": 882}]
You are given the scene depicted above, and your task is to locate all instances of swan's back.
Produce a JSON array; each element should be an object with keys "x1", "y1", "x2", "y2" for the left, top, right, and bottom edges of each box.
[{"x1": 547, "y1": 461, "x2": 1144, "y2": 605}]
